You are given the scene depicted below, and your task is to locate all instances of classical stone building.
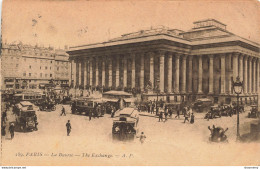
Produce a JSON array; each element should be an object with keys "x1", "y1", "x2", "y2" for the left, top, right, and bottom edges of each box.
[
  {"x1": 1, "y1": 42, "x2": 70, "y2": 91},
  {"x1": 67, "y1": 19, "x2": 259, "y2": 104}
]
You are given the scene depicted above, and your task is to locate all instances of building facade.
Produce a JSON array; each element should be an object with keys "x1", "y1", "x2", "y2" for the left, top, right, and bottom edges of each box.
[
  {"x1": 68, "y1": 19, "x2": 259, "y2": 104},
  {"x1": 1, "y1": 43, "x2": 70, "y2": 91}
]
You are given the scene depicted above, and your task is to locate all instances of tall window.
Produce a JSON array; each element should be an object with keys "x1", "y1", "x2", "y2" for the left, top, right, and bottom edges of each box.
[
  {"x1": 50, "y1": 74, "x2": 52, "y2": 77},
  {"x1": 29, "y1": 73, "x2": 31, "y2": 77}
]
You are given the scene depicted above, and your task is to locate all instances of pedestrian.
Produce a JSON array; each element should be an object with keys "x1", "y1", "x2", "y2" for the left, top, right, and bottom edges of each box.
[
  {"x1": 60, "y1": 106, "x2": 66, "y2": 116},
  {"x1": 34, "y1": 115, "x2": 38, "y2": 130},
  {"x1": 147, "y1": 104, "x2": 150, "y2": 113},
  {"x1": 1, "y1": 124, "x2": 6, "y2": 137},
  {"x1": 2, "y1": 110, "x2": 7, "y2": 123},
  {"x1": 139, "y1": 132, "x2": 146, "y2": 144},
  {"x1": 175, "y1": 107, "x2": 180, "y2": 119},
  {"x1": 89, "y1": 111, "x2": 92, "y2": 121},
  {"x1": 158, "y1": 110, "x2": 163, "y2": 122},
  {"x1": 184, "y1": 110, "x2": 190, "y2": 123},
  {"x1": 111, "y1": 107, "x2": 115, "y2": 118},
  {"x1": 190, "y1": 113, "x2": 195, "y2": 124},
  {"x1": 9, "y1": 123, "x2": 15, "y2": 140},
  {"x1": 169, "y1": 108, "x2": 173, "y2": 118},
  {"x1": 66, "y1": 120, "x2": 72, "y2": 136},
  {"x1": 164, "y1": 109, "x2": 168, "y2": 122},
  {"x1": 151, "y1": 102, "x2": 155, "y2": 114}
]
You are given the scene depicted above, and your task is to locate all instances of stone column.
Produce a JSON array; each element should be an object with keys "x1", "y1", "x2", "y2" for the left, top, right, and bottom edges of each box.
[
  {"x1": 140, "y1": 53, "x2": 145, "y2": 91},
  {"x1": 198, "y1": 55, "x2": 203, "y2": 94},
  {"x1": 220, "y1": 54, "x2": 226, "y2": 94},
  {"x1": 81, "y1": 60, "x2": 85, "y2": 88},
  {"x1": 131, "y1": 54, "x2": 135, "y2": 88},
  {"x1": 209, "y1": 55, "x2": 214, "y2": 94},
  {"x1": 175, "y1": 54, "x2": 180, "y2": 93},
  {"x1": 181, "y1": 55, "x2": 187, "y2": 93},
  {"x1": 188, "y1": 55, "x2": 193, "y2": 93},
  {"x1": 239, "y1": 54, "x2": 244, "y2": 82},
  {"x1": 252, "y1": 58, "x2": 256, "y2": 94},
  {"x1": 256, "y1": 59, "x2": 259, "y2": 93},
  {"x1": 102, "y1": 58, "x2": 105, "y2": 87},
  {"x1": 149, "y1": 52, "x2": 154, "y2": 89},
  {"x1": 243, "y1": 55, "x2": 248, "y2": 94},
  {"x1": 159, "y1": 51, "x2": 165, "y2": 92},
  {"x1": 248, "y1": 57, "x2": 252, "y2": 94},
  {"x1": 233, "y1": 53, "x2": 239, "y2": 80},
  {"x1": 72, "y1": 60, "x2": 77, "y2": 88},
  {"x1": 168, "y1": 53, "x2": 173, "y2": 93},
  {"x1": 226, "y1": 53, "x2": 232, "y2": 94},
  {"x1": 123, "y1": 56, "x2": 127, "y2": 88},
  {"x1": 116, "y1": 56, "x2": 120, "y2": 88},
  {"x1": 84, "y1": 59, "x2": 87, "y2": 89},
  {"x1": 95, "y1": 58, "x2": 99, "y2": 87},
  {"x1": 108, "y1": 58, "x2": 112, "y2": 88},
  {"x1": 89, "y1": 58, "x2": 93, "y2": 86},
  {"x1": 78, "y1": 62, "x2": 81, "y2": 88}
]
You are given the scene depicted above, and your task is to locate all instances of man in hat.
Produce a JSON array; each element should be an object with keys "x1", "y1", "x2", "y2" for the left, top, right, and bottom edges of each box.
[
  {"x1": 66, "y1": 120, "x2": 72, "y2": 136},
  {"x1": 158, "y1": 108, "x2": 163, "y2": 122},
  {"x1": 60, "y1": 106, "x2": 66, "y2": 116},
  {"x1": 9, "y1": 123, "x2": 15, "y2": 140}
]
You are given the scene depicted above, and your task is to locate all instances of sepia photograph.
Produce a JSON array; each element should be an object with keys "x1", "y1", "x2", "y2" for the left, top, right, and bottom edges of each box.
[{"x1": 0, "y1": 0, "x2": 260, "y2": 166}]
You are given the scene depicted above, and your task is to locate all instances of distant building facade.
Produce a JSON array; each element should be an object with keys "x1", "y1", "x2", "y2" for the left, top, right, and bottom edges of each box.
[
  {"x1": 1, "y1": 43, "x2": 70, "y2": 91},
  {"x1": 68, "y1": 19, "x2": 259, "y2": 104}
]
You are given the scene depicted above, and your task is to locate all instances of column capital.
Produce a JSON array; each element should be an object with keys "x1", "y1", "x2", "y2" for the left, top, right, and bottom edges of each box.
[
  {"x1": 157, "y1": 50, "x2": 166, "y2": 56},
  {"x1": 208, "y1": 54, "x2": 214, "y2": 59},
  {"x1": 182, "y1": 54, "x2": 187, "y2": 60},
  {"x1": 219, "y1": 53, "x2": 226, "y2": 58},
  {"x1": 147, "y1": 51, "x2": 155, "y2": 56},
  {"x1": 174, "y1": 53, "x2": 181, "y2": 59},
  {"x1": 248, "y1": 56, "x2": 253, "y2": 61},
  {"x1": 232, "y1": 52, "x2": 240, "y2": 57}
]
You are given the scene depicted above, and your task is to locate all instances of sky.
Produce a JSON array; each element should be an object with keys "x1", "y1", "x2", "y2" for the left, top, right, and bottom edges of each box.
[{"x1": 1, "y1": 0, "x2": 260, "y2": 49}]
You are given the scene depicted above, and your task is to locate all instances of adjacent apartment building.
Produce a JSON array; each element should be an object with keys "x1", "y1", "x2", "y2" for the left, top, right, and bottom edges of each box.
[{"x1": 1, "y1": 42, "x2": 70, "y2": 91}]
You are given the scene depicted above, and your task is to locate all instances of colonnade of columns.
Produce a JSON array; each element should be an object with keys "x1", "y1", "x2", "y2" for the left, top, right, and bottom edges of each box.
[{"x1": 72, "y1": 52, "x2": 259, "y2": 95}]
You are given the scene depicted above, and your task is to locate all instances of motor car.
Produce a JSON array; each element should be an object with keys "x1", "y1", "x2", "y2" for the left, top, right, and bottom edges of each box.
[{"x1": 112, "y1": 107, "x2": 139, "y2": 141}]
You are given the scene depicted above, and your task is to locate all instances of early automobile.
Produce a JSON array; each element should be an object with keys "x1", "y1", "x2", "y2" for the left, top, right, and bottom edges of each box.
[
  {"x1": 193, "y1": 98, "x2": 213, "y2": 112},
  {"x1": 220, "y1": 104, "x2": 233, "y2": 117},
  {"x1": 204, "y1": 106, "x2": 222, "y2": 119},
  {"x1": 61, "y1": 96, "x2": 72, "y2": 105},
  {"x1": 13, "y1": 101, "x2": 37, "y2": 132},
  {"x1": 37, "y1": 100, "x2": 56, "y2": 111},
  {"x1": 72, "y1": 98, "x2": 104, "y2": 117},
  {"x1": 112, "y1": 107, "x2": 139, "y2": 141},
  {"x1": 248, "y1": 105, "x2": 259, "y2": 118},
  {"x1": 208, "y1": 125, "x2": 228, "y2": 142}
]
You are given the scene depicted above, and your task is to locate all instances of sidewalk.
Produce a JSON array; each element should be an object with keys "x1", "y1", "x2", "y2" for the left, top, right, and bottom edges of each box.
[{"x1": 138, "y1": 111, "x2": 157, "y2": 117}]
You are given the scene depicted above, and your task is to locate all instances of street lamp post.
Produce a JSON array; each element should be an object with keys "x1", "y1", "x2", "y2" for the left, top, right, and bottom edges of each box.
[
  {"x1": 156, "y1": 79, "x2": 160, "y2": 115},
  {"x1": 232, "y1": 76, "x2": 243, "y2": 141}
]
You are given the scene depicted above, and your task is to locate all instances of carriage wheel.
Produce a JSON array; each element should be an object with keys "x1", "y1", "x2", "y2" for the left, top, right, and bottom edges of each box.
[{"x1": 51, "y1": 105, "x2": 56, "y2": 111}]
